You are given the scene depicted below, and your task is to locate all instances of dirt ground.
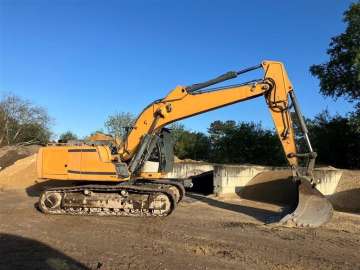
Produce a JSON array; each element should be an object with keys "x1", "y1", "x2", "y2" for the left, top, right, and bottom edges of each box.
[
  {"x1": 0, "y1": 189, "x2": 359, "y2": 270},
  {"x1": 0, "y1": 148, "x2": 360, "y2": 270}
]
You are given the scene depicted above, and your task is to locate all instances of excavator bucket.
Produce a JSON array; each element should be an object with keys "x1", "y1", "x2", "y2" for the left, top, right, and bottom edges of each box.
[{"x1": 280, "y1": 177, "x2": 333, "y2": 228}]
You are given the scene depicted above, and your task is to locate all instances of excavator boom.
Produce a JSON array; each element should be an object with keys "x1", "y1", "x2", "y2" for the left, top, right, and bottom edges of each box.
[{"x1": 121, "y1": 61, "x2": 299, "y2": 174}]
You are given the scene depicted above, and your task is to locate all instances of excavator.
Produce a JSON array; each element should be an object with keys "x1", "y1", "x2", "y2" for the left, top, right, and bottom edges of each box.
[{"x1": 36, "y1": 60, "x2": 333, "y2": 227}]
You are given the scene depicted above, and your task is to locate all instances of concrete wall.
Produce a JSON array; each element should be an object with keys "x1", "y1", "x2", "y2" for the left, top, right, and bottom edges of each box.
[
  {"x1": 312, "y1": 168, "x2": 344, "y2": 196},
  {"x1": 213, "y1": 165, "x2": 268, "y2": 195},
  {"x1": 166, "y1": 162, "x2": 214, "y2": 179},
  {"x1": 166, "y1": 162, "x2": 344, "y2": 196}
]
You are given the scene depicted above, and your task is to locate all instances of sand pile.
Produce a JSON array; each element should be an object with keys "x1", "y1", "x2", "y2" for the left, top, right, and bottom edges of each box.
[
  {"x1": 0, "y1": 145, "x2": 40, "y2": 170},
  {"x1": 239, "y1": 170, "x2": 296, "y2": 205},
  {"x1": 174, "y1": 156, "x2": 205, "y2": 163},
  {"x1": 330, "y1": 170, "x2": 360, "y2": 212},
  {"x1": 0, "y1": 154, "x2": 40, "y2": 191}
]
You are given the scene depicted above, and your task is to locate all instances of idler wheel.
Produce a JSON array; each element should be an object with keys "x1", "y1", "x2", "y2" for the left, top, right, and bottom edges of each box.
[{"x1": 39, "y1": 192, "x2": 62, "y2": 213}]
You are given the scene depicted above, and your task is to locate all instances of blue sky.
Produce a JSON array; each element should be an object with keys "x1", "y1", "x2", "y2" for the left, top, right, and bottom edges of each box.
[{"x1": 0, "y1": 0, "x2": 355, "y2": 138}]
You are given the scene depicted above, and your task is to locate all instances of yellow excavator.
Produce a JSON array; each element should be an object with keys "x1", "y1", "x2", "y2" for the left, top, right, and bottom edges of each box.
[{"x1": 36, "y1": 60, "x2": 333, "y2": 227}]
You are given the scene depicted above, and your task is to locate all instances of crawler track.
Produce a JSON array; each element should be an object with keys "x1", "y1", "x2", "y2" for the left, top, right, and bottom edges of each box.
[{"x1": 38, "y1": 183, "x2": 178, "y2": 217}]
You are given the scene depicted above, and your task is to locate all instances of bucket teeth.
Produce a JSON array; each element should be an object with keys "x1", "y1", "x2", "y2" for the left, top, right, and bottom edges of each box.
[{"x1": 280, "y1": 177, "x2": 333, "y2": 228}]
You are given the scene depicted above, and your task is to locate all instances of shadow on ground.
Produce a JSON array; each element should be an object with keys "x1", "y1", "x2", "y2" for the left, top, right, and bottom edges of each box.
[
  {"x1": 186, "y1": 170, "x2": 300, "y2": 224},
  {"x1": 187, "y1": 193, "x2": 289, "y2": 224},
  {"x1": 0, "y1": 233, "x2": 91, "y2": 270}
]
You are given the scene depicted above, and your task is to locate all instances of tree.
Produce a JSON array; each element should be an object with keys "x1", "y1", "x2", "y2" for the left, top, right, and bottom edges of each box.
[
  {"x1": 168, "y1": 123, "x2": 211, "y2": 161},
  {"x1": 208, "y1": 120, "x2": 286, "y2": 165},
  {"x1": 174, "y1": 130, "x2": 211, "y2": 161},
  {"x1": 0, "y1": 94, "x2": 51, "y2": 146},
  {"x1": 59, "y1": 131, "x2": 78, "y2": 143},
  {"x1": 104, "y1": 112, "x2": 135, "y2": 140},
  {"x1": 168, "y1": 123, "x2": 186, "y2": 143},
  {"x1": 168, "y1": 120, "x2": 288, "y2": 165},
  {"x1": 306, "y1": 111, "x2": 360, "y2": 169},
  {"x1": 310, "y1": 2, "x2": 360, "y2": 110}
]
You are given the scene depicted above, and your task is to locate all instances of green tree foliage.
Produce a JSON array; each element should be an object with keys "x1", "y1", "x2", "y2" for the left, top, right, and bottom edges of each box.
[
  {"x1": 0, "y1": 94, "x2": 51, "y2": 146},
  {"x1": 310, "y1": 2, "x2": 360, "y2": 110},
  {"x1": 306, "y1": 111, "x2": 360, "y2": 169},
  {"x1": 168, "y1": 123, "x2": 186, "y2": 143},
  {"x1": 307, "y1": 2, "x2": 360, "y2": 169},
  {"x1": 105, "y1": 112, "x2": 135, "y2": 140},
  {"x1": 208, "y1": 120, "x2": 286, "y2": 165},
  {"x1": 59, "y1": 131, "x2": 78, "y2": 143},
  {"x1": 170, "y1": 120, "x2": 286, "y2": 166},
  {"x1": 171, "y1": 117, "x2": 359, "y2": 168},
  {"x1": 169, "y1": 123, "x2": 211, "y2": 161},
  {"x1": 349, "y1": 110, "x2": 360, "y2": 132}
]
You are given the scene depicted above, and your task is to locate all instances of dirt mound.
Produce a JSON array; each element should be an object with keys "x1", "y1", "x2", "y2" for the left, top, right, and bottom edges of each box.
[
  {"x1": 174, "y1": 157, "x2": 206, "y2": 163},
  {"x1": 238, "y1": 170, "x2": 296, "y2": 205},
  {"x1": 330, "y1": 170, "x2": 360, "y2": 213},
  {"x1": 0, "y1": 154, "x2": 40, "y2": 191},
  {"x1": 0, "y1": 145, "x2": 40, "y2": 171}
]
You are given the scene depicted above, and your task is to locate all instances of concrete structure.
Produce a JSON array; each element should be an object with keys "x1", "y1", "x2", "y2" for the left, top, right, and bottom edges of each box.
[
  {"x1": 213, "y1": 165, "x2": 269, "y2": 195},
  {"x1": 166, "y1": 162, "x2": 214, "y2": 179},
  {"x1": 166, "y1": 162, "x2": 360, "y2": 213},
  {"x1": 312, "y1": 168, "x2": 344, "y2": 196},
  {"x1": 166, "y1": 162, "x2": 344, "y2": 196}
]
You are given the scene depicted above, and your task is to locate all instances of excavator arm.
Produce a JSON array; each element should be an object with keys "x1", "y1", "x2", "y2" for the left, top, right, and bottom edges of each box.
[{"x1": 120, "y1": 61, "x2": 303, "y2": 175}]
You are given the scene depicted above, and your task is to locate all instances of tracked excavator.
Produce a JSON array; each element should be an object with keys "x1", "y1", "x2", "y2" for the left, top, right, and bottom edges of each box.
[{"x1": 37, "y1": 61, "x2": 333, "y2": 227}]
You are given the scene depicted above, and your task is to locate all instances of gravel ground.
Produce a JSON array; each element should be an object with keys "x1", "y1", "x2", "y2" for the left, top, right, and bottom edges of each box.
[{"x1": 0, "y1": 190, "x2": 359, "y2": 270}]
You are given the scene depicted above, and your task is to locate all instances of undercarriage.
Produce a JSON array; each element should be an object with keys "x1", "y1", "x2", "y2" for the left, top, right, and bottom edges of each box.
[{"x1": 39, "y1": 180, "x2": 185, "y2": 217}]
